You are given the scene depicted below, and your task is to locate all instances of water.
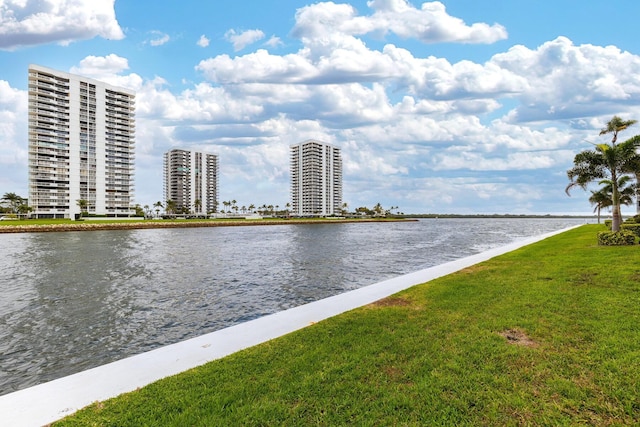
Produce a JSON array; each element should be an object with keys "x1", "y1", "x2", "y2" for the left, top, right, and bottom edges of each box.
[{"x1": 0, "y1": 218, "x2": 587, "y2": 395}]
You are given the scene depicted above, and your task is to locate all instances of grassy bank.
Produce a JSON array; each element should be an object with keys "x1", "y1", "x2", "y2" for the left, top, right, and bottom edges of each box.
[{"x1": 56, "y1": 225, "x2": 639, "y2": 426}]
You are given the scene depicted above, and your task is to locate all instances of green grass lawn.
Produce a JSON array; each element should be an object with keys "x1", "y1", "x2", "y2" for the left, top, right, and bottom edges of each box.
[{"x1": 55, "y1": 224, "x2": 639, "y2": 426}]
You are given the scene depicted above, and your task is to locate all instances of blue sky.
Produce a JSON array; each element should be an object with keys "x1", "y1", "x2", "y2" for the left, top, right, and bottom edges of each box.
[{"x1": 2, "y1": 0, "x2": 640, "y2": 214}]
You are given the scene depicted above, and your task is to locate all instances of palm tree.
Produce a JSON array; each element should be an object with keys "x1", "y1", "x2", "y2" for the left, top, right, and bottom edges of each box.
[
  {"x1": 249, "y1": 204, "x2": 255, "y2": 214},
  {"x1": 133, "y1": 204, "x2": 145, "y2": 217},
  {"x1": 76, "y1": 199, "x2": 88, "y2": 217},
  {"x1": 165, "y1": 199, "x2": 177, "y2": 216},
  {"x1": 2, "y1": 192, "x2": 25, "y2": 214},
  {"x1": 589, "y1": 177, "x2": 636, "y2": 224},
  {"x1": 600, "y1": 117, "x2": 640, "y2": 214},
  {"x1": 567, "y1": 136, "x2": 640, "y2": 231},
  {"x1": 599, "y1": 115, "x2": 637, "y2": 145},
  {"x1": 620, "y1": 138, "x2": 640, "y2": 214},
  {"x1": 589, "y1": 189, "x2": 609, "y2": 224},
  {"x1": 194, "y1": 199, "x2": 202, "y2": 214},
  {"x1": 153, "y1": 201, "x2": 163, "y2": 218},
  {"x1": 16, "y1": 203, "x2": 32, "y2": 218},
  {"x1": 373, "y1": 202, "x2": 384, "y2": 217}
]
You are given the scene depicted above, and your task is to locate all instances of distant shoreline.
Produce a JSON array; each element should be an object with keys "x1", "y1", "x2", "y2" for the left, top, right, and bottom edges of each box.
[{"x1": 0, "y1": 218, "x2": 415, "y2": 234}]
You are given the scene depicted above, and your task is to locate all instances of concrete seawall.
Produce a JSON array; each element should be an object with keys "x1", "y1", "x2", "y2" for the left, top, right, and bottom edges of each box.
[{"x1": 0, "y1": 225, "x2": 580, "y2": 426}]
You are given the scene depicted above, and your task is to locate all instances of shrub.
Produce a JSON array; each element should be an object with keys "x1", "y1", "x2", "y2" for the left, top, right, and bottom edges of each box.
[
  {"x1": 597, "y1": 230, "x2": 636, "y2": 246},
  {"x1": 604, "y1": 219, "x2": 612, "y2": 230},
  {"x1": 621, "y1": 223, "x2": 640, "y2": 237}
]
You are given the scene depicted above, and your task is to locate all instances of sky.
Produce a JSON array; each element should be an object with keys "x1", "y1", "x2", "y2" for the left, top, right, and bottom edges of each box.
[{"x1": 2, "y1": 0, "x2": 640, "y2": 215}]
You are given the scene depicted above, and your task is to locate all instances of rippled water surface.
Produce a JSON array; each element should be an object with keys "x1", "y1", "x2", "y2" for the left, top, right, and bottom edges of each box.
[{"x1": 0, "y1": 218, "x2": 588, "y2": 395}]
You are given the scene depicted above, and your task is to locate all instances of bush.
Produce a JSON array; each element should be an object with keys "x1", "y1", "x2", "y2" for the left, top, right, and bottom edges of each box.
[
  {"x1": 597, "y1": 230, "x2": 636, "y2": 246},
  {"x1": 604, "y1": 219, "x2": 612, "y2": 230},
  {"x1": 621, "y1": 223, "x2": 640, "y2": 237}
]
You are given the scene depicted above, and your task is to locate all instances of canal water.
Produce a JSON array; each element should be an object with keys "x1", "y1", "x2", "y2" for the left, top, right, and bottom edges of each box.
[{"x1": 0, "y1": 218, "x2": 588, "y2": 395}]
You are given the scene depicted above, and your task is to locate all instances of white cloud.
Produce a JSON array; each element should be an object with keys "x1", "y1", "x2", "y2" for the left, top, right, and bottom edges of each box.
[
  {"x1": 148, "y1": 30, "x2": 170, "y2": 46},
  {"x1": 291, "y1": 0, "x2": 507, "y2": 44},
  {"x1": 197, "y1": 33, "x2": 640, "y2": 128},
  {"x1": 70, "y1": 53, "x2": 129, "y2": 77},
  {"x1": 0, "y1": 80, "x2": 27, "y2": 160},
  {"x1": 197, "y1": 34, "x2": 210, "y2": 48},
  {"x1": 264, "y1": 35, "x2": 283, "y2": 48},
  {"x1": 491, "y1": 37, "x2": 640, "y2": 122},
  {"x1": 224, "y1": 28, "x2": 265, "y2": 51},
  {"x1": 0, "y1": 80, "x2": 28, "y2": 194},
  {"x1": 0, "y1": 0, "x2": 124, "y2": 49}
]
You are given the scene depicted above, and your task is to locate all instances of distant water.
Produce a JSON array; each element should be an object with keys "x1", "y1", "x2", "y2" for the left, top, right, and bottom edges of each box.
[{"x1": 0, "y1": 218, "x2": 588, "y2": 395}]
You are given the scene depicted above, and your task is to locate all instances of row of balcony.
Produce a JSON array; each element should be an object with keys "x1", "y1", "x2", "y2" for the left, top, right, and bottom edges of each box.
[
  {"x1": 30, "y1": 135, "x2": 68, "y2": 145},
  {"x1": 105, "y1": 134, "x2": 134, "y2": 144},
  {"x1": 29, "y1": 108, "x2": 69, "y2": 120},
  {"x1": 28, "y1": 83, "x2": 69, "y2": 97},
  {"x1": 106, "y1": 122, "x2": 134, "y2": 131},
  {"x1": 106, "y1": 95, "x2": 134, "y2": 103},
  {"x1": 31, "y1": 121, "x2": 70, "y2": 132},
  {"x1": 29, "y1": 72, "x2": 70, "y2": 85},
  {"x1": 30, "y1": 128, "x2": 69, "y2": 138},
  {"x1": 30, "y1": 149, "x2": 69, "y2": 158},
  {"x1": 30, "y1": 115, "x2": 61, "y2": 125},
  {"x1": 30, "y1": 95, "x2": 70, "y2": 106},
  {"x1": 29, "y1": 154, "x2": 68, "y2": 163}
]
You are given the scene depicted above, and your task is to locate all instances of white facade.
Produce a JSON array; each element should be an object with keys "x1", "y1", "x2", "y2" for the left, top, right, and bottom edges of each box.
[
  {"x1": 290, "y1": 140, "x2": 342, "y2": 216},
  {"x1": 28, "y1": 64, "x2": 136, "y2": 218},
  {"x1": 163, "y1": 149, "x2": 219, "y2": 214}
]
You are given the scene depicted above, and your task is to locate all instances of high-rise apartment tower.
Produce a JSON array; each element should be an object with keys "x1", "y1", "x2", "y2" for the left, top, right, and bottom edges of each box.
[
  {"x1": 290, "y1": 139, "x2": 342, "y2": 216},
  {"x1": 28, "y1": 64, "x2": 136, "y2": 218},
  {"x1": 163, "y1": 149, "x2": 219, "y2": 214}
]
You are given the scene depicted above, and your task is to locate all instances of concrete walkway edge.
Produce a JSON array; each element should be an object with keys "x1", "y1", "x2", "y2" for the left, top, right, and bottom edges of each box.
[{"x1": 0, "y1": 225, "x2": 580, "y2": 426}]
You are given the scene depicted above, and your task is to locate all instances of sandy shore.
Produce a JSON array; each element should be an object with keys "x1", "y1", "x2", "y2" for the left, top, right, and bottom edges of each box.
[{"x1": 0, "y1": 218, "x2": 412, "y2": 234}]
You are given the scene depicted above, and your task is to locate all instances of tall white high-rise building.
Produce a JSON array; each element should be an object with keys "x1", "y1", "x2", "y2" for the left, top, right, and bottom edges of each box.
[
  {"x1": 163, "y1": 149, "x2": 219, "y2": 214},
  {"x1": 290, "y1": 139, "x2": 342, "y2": 216},
  {"x1": 28, "y1": 64, "x2": 136, "y2": 218}
]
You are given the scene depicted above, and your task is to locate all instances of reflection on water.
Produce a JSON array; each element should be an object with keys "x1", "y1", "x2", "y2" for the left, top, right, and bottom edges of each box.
[{"x1": 0, "y1": 218, "x2": 587, "y2": 395}]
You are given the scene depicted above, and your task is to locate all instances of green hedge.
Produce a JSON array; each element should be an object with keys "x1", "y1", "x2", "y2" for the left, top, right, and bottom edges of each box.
[
  {"x1": 604, "y1": 219, "x2": 612, "y2": 230},
  {"x1": 597, "y1": 230, "x2": 636, "y2": 246},
  {"x1": 621, "y1": 223, "x2": 640, "y2": 237},
  {"x1": 623, "y1": 215, "x2": 640, "y2": 225}
]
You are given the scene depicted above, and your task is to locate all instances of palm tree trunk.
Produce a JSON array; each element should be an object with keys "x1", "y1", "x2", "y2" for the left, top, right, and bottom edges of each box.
[
  {"x1": 612, "y1": 173, "x2": 622, "y2": 232},
  {"x1": 612, "y1": 204, "x2": 622, "y2": 231},
  {"x1": 636, "y1": 172, "x2": 640, "y2": 215}
]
